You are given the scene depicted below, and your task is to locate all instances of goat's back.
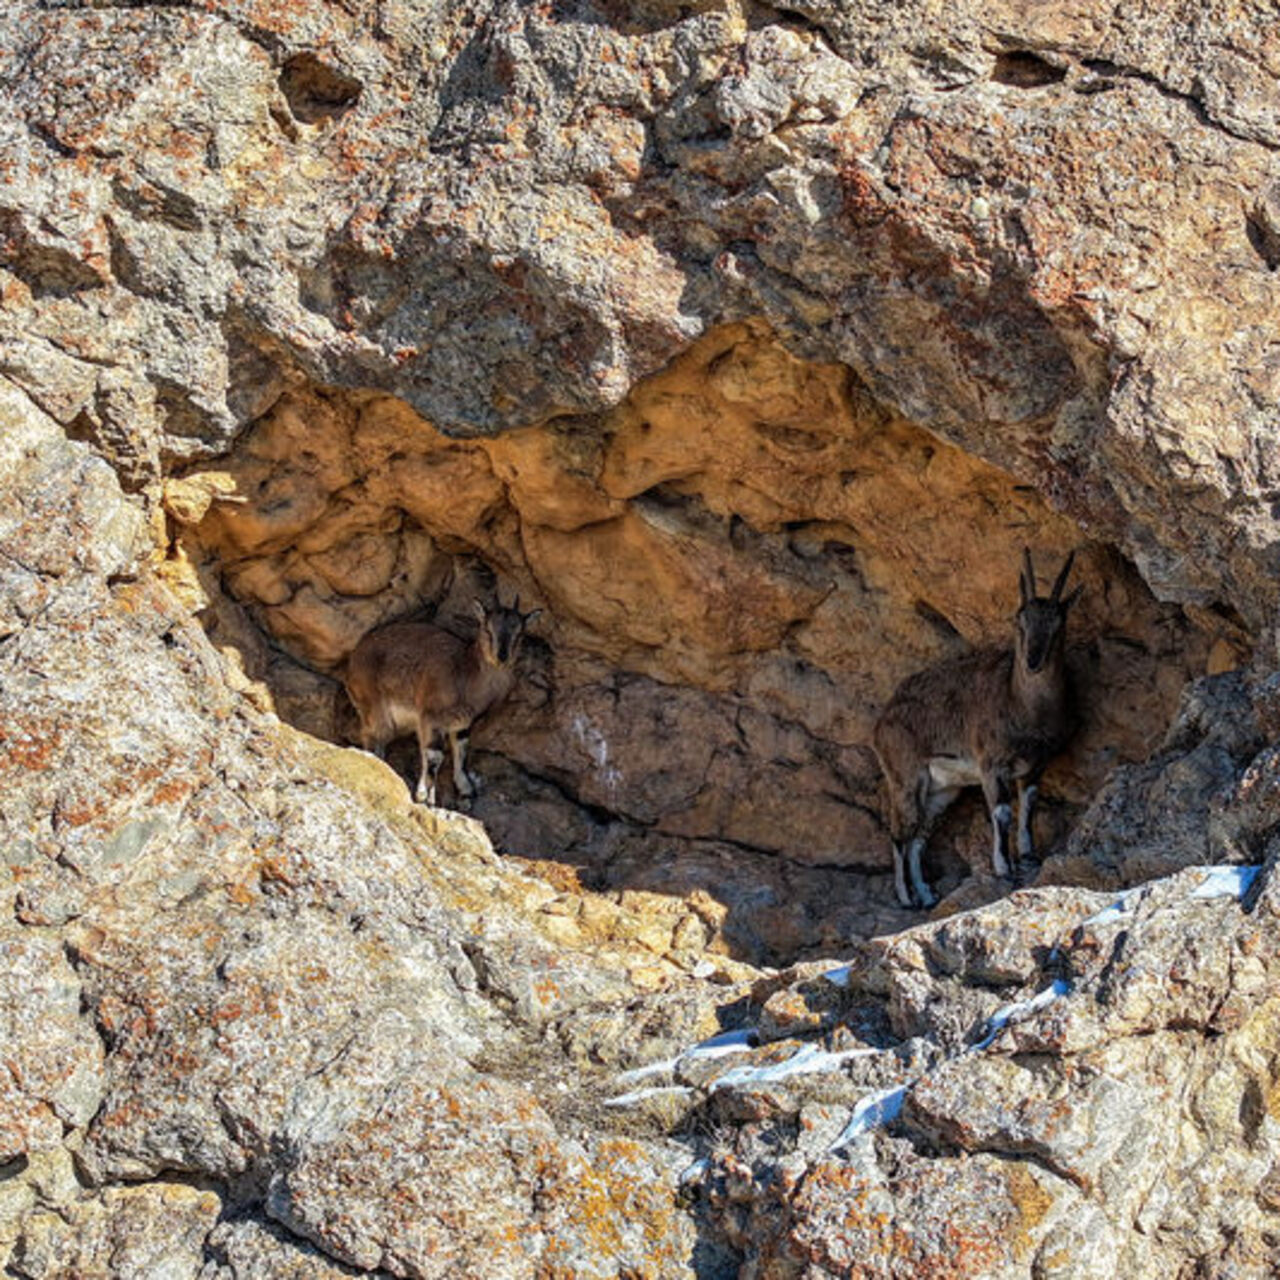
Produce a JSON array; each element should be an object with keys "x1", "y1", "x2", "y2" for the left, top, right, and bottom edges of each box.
[
  {"x1": 873, "y1": 646, "x2": 1012, "y2": 763},
  {"x1": 344, "y1": 622, "x2": 469, "y2": 720}
]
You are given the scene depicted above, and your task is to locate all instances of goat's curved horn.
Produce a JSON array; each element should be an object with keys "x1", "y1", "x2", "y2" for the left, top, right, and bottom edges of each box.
[
  {"x1": 1021, "y1": 547, "x2": 1035, "y2": 603},
  {"x1": 1050, "y1": 551, "x2": 1076, "y2": 602}
]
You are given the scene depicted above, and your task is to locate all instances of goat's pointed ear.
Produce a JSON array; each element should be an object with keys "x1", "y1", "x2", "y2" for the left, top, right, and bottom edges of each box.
[
  {"x1": 1050, "y1": 550, "x2": 1077, "y2": 602},
  {"x1": 1020, "y1": 547, "x2": 1035, "y2": 604},
  {"x1": 522, "y1": 608, "x2": 542, "y2": 627},
  {"x1": 1062, "y1": 584, "x2": 1084, "y2": 610},
  {"x1": 471, "y1": 599, "x2": 487, "y2": 622}
]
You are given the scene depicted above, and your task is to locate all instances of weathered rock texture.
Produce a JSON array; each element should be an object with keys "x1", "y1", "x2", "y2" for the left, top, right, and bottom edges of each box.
[
  {"x1": 177, "y1": 328, "x2": 1215, "y2": 935},
  {"x1": 5, "y1": 0, "x2": 1280, "y2": 1275},
  {"x1": 688, "y1": 855, "x2": 1280, "y2": 1278},
  {"x1": 2, "y1": 389, "x2": 731, "y2": 1277}
]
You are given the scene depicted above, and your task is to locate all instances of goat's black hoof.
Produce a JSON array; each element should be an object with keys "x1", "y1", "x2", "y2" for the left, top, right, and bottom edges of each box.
[
  {"x1": 897, "y1": 887, "x2": 937, "y2": 911},
  {"x1": 1004, "y1": 863, "x2": 1028, "y2": 889}
]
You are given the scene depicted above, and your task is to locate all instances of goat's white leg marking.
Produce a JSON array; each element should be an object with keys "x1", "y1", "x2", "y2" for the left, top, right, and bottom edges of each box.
[
  {"x1": 907, "y1": 837, "x2": 937, "y2": 909},
  {"x1": 450, "y1": 730, "x2": 475, "y2": 799},
  {"x1": 1017, "y1": 784, "x2": 1038, "y2": 860},
  {"x1": 893, "y1": 843, "x2": 913, "y2": 908},
  {"x1": 991, "y1": 803, "x2": 1013, "y2": 878},
  {"x1": 416, "y1": 740, "x2": 444, "y2": 806}
]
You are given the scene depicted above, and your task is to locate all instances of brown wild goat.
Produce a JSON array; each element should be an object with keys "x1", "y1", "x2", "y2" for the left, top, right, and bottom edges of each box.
[
  {"x1": 344, "y1": 597, "x2": 540, "y2": 806},
  {"x1": 872, "y1": 550, "x2": 1081, "y2": 909}
]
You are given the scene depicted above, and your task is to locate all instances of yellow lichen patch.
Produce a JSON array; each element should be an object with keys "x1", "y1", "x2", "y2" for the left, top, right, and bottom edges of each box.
[
  {"x1": 284, "y1": 727, "x2": 416, "y2": 822},
  {"x1": 539, "y1": 1137, "x2": 689, "y2": 1280},
  {"x1": 1220, "y1": 994, "x2": 1280, "y2": 1123},
  {"x1": 1003, "y1": 1161, "x2": 1054, "y2": 1261},
  {"x1": 151, "y1": 539, "x2": 210, "y2": 616}
]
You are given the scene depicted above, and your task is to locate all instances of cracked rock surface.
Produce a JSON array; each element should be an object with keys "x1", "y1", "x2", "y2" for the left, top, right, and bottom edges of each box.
[{"x1": 5, "y1": 1, "x2": 1280, "y2": 1277}]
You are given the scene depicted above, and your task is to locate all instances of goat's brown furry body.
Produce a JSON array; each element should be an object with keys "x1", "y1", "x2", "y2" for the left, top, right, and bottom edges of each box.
[
  {"x1": 874, "y1": 647, "x2": 1073, "y2": 835},
  {"x1": 346, "y1": 623, "x2": 513, "y2": 740},
  {"x1": 872, "y1": 552, "x2": 1080, "y2": 908},
  {"x1": 344, "y1": 603, "x2": 532, "y2": 806}
]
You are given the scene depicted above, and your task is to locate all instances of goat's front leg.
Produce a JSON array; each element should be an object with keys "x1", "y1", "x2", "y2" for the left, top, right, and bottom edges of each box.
[
  {"x1": 358, "y1": 712, "x2": 388, "y2": 762},
  {"x1": 1016, "y1": 778, "x2": 1038, "y2": 864},
  {"x1": 983, "y1": 772, "x2": 1014, "y2": 880},
  {"x1": 415, "y1": 725, "x2": 444, "y2": 806},
  {"x1": 903, "y1": 837, "x2": 937, "y2": 910},
  {"x1": 449, "y1": 728, "x2": 477, "y2": 803}
]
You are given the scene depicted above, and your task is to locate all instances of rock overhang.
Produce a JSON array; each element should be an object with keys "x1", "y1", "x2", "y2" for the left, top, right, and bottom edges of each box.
[
  {"x1": 7, "y1": 1, "x2": 1280, "y2": 1274},
  {"x1": 169, "y1": 319, "x2": 1224, "y2": 951}
]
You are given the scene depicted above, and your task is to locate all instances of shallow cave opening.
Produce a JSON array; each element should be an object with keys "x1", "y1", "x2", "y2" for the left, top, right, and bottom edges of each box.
[
  {"x1": 990, "y1": 50, "x2": 1069, "y2": 90},
  {"x1": 169, "y1": 320, "x2": 1237, "y2": 967},
  {"x1": 277, "y1": 52, "x2": 363, "y2": 125}
]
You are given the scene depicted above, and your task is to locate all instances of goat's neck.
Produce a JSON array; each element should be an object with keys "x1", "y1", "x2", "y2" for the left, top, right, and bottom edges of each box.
[
  {"x1": 1011, "y1": 647, "x2": 1065, "y2": 714},
  {"x1": 463, "y1": 640, "x2": 514, "y2": 709}
]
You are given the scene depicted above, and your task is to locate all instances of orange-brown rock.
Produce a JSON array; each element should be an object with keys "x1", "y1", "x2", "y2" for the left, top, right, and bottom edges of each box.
[
  {"x1": 181, "y1": 325, "x2": 1217, "y2": 901},
  {"x1": 6, "y1": 0, "x2": 1280, "y2": 1275}
]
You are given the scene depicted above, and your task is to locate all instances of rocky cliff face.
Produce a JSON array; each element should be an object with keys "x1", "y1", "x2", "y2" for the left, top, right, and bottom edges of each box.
[{"x1": 4, "y1": 1, "x2": 1280, "y2": 1276}]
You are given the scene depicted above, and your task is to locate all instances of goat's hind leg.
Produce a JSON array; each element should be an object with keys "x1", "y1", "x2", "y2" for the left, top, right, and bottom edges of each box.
[
  {"x1": 891, "y1": 772, "x2": 945, "y2": 911},
  {"x1": 908, "y1": 779, "x2": 962, "y2": 910},
  {"x1": 449, "y1": 728, "x2": 477, "y2": 804},
  {"x1": 890, "y1": 839, "x2": 914, "y2": 911},
  {"x1": 898, "y1": 837, "x2": 938, "y2": 911},
  {"x1": 885, "y1": 770, "x2": 923, "y2": 909},
  {"x1": 982, "y1": 772, "x2": 1015, "y2": 880}
]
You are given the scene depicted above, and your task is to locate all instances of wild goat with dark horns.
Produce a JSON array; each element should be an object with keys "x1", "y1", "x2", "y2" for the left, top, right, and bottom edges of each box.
[{"x1": 872, "y1": 550, "x2": 1082, "y2": 908}]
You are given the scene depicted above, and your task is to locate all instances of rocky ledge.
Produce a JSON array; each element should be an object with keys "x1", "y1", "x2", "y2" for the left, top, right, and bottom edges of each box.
[{"x1": 5, "y1": 1, "x2": 1280, "y2": 1277}]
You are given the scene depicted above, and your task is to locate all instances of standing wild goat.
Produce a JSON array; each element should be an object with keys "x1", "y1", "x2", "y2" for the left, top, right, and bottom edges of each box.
[
  {"x1": 343, "y1": 597, "x2": 540, "y2": 806},
  {"x1": 872, "y1": 551, "x2": 1082, "y2": 909}
]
